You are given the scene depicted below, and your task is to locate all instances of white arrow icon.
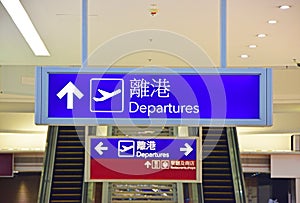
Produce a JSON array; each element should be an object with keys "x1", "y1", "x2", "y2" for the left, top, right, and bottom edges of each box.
[
  {"x1": 57, "y1": 82, "x2": 84, "y2": 109},
  {"x1": 94, "y1": 141, "x2": 108, "y2": 155},
  {"x1": 180, "y1": 143, "x2": 193, "y2": 156},
  {"x1": 144, "y1": 161, "x2": 151, "y2": 169}
]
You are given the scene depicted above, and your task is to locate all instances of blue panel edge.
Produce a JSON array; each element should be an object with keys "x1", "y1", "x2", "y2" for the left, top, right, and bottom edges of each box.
[
  {"x1": 35, "y1": 66, "x2": 273, "y2": 126},
  {"x1": 266, "y1": 68, "x2": 273, "y2": 126},
  {"x1": 35, "y1": 66, "x2": 269, "y2": 74},
  {"x1": 34, "y1": 66, "x2": 42, "y2": 124}
]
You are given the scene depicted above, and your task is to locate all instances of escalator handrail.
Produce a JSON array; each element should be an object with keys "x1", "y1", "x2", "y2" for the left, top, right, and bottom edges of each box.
[
  {"x1": 227, "y1": 127, "x2": 247, "y2": 203},
  {"x1": 197, "y1": 182, "x2": 205, "y2": 203},
  {"x1": 37, "y1": 126, "x2": 58, "y2": 203},
  {"x1": 81, "y1": 126, "x2": 88, "y2": 203}
]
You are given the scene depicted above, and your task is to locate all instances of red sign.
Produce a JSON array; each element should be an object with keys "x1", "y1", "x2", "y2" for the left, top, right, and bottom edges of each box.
[
  {"x1": 87, "y1": 137, "x2": 201, "y2": 182},
  {"x1": 90, "y1": 159, "x2": 197, "y2": 181}
]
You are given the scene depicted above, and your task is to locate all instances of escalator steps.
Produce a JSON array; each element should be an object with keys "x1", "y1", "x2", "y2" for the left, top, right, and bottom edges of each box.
[
  {"x1": 50, "y1": 126, "x2": 85, "y2": 203},
  {"x1": 202, "y1": 127, "x2": 235, "y2": 203}
]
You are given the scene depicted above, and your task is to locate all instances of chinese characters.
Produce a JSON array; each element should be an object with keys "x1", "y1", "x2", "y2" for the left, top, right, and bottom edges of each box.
[{"x1": 130, "y1": 78, "x2": 170, "y2": 98}]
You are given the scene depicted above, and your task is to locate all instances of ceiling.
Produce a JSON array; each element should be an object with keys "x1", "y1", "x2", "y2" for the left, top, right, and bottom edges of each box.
[
  {"x1": 0, "y1": 0, "x2": 300, "y2": 151},
  {"x1": 0, "y1": 0, "x2": 299, "y2": 67}
]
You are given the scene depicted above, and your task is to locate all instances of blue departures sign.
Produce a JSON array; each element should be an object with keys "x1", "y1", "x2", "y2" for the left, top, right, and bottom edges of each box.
[{"x1": 35, "y1": 67, "x2": 272, "y2": 125}]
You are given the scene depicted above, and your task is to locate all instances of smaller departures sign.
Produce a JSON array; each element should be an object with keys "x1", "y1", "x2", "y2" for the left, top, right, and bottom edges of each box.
[{"x1": 86, "y1": 137, "x2": 201, "y2": 182}]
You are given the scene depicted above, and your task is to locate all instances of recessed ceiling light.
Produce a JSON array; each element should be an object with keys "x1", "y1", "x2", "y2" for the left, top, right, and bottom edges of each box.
[
  {"x1": 257, "y1": 33, "x2": 267, "y2": 38},
  {"x1": 240, "y1": 54, "x2": 249, "y2": 59},
  {"x1": 279, "y1": 5, "x2": 291, "y2": 10},
  {"x1": 268, "y1": 20, "x2": 277, "y2": 24},
  {"x1": 248, "y1": 44, "x2": 257, "y2": 48}
]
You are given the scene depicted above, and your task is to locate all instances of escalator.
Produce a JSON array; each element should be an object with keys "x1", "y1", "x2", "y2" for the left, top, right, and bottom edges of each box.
[
  {"x1": 202, "y1": 127, "x2": 246, "y2": 203},
  {"x1": 39, "y1": 126, "x2": 245, "y2": 203},
  {"x1": 38, "y1": 126, "x2": 86, "y2": 203}
]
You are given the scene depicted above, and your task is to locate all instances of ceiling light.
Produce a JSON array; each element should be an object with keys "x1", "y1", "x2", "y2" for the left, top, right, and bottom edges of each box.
[
  {"x1": 0, "y1": 0, "x2": 50, "y2": 56},
  {"x1": 256, "y1": 33, "x2": 267, "y2": 38},
  {"x1": 248, "y1": 44, "x2": 257, "y2": 48},
  {"x1": 279, "y1": 5, "x2": 291, "y2": 10},
  {"x1": 240, "y1": 54, "x2": 249, "y2": 59},
  {"x1": 268, "y1": 20, "x2": 277, "y2": 24}
]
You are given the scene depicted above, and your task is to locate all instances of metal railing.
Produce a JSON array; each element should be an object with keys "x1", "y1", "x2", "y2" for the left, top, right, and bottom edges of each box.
[
  {"x1": 37, "y1": 126, "x2": 58, "y2": 203},
  {"x1": 227, "y1": 127, "x2": 247, "y2": 203}
]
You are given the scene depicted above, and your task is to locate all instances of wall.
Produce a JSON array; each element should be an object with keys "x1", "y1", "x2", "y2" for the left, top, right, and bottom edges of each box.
[
  {"x1": 0, "y1": 172, "x2": 41, "y2": 203},
  {"x1": 238, "y1": 134, "x2": 291, "y2": 152}
]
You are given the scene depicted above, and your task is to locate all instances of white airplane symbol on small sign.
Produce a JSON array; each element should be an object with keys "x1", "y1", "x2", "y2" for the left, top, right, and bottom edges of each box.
[
  {"x1": 119, "y1": 145, "x2": 134, "y2": 153},
  {"x1": 93, "y1": 89, "x2": 121, "y2": 102}
]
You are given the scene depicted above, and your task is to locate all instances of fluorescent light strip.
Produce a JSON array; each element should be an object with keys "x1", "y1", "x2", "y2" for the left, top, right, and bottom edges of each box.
[{"x1": 1, "y1": 0, "x2": 50, "y2": 56}]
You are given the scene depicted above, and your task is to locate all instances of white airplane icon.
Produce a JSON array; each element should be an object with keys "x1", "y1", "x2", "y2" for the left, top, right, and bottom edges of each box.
[
  {"x1": 93, "y1": 89, "x2": 121, "y2": 102},
  {"x1": 119, "y1": 145, "x2": 134, "y2": 153}
]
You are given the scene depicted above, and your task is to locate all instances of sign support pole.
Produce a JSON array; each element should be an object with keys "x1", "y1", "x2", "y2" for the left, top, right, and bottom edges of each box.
[
  {"x1": 177, "y1": 126, "x2": 189, "y2": 202},
  {"x1": 81, "y1": 2, "x2": 89, "y2": 202},
  {"x1": 82, "y1": 0, "x2": 88, "y2": 68},
  {"x1": 220, "y1": 0, "x2": 227, "y2": 68}
]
